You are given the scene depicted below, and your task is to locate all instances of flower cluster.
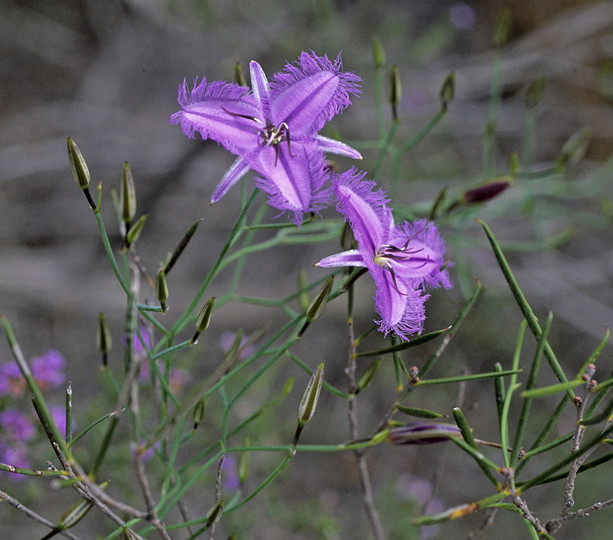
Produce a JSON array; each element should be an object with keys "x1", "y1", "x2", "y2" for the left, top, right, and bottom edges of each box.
[
  {"x1": 0, "y1": 350, "x2": 67, "y2": 476},
  {"x1": 173, "y1": 52, "x2": 451, "y2": 340}
]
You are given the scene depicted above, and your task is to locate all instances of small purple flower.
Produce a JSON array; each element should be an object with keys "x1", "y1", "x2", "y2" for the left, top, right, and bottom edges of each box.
[
  {"x1": 449, "y1": 3, "x2": 476, "y2": 30},
  {"x1": 0, "y1": 441, "x2": 30, "y2": 474},
  {"x1": 0, "y1": 409, "x2": 36, "y2": 443},
  {"x1": 221, "y1": 454, "x2": 240, "y2": 492},
  {"x1": 31, "y1": 350, "x2": 65, "y2": 390},
  {"x1": 171, "y1": 51, "x2": 362, "y2": 224},
  {"x1": 0, "y1": 362, "x2": 26, "y2": 396},
  {"x1": 316, "y1": 170, "x2": 451, "y2": 341}
]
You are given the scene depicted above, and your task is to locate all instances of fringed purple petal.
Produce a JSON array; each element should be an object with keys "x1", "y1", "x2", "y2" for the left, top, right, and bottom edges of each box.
[
  {"x1": 315, "y1": 250, "x2": 365, "y2": 268},
  {"x1": 392, "y1": 219, "x2": 452, "y2": 289},
  {"x1": 372, "y1": 265, "x2": 428, "y2": 341},
  {"x1": 170, "y1": 77, "x2": 261, "y2": 154},
  {"x1": 211, "y1": 157, "x2": 251, "y2": 203},
  {"x1": 250, "y1": 143, "x2": 331, "y2": 225},
  {"x1": 333, "y1": 169, "x2": 393, "y2": 257},
  {"x1": 316, "y1": 135, "x2": 363, "y2": 160},
  {"x1": 269, "y1": 51, "x2": 361, "y2": 135},
  {"x1": 249, "y1": 61, "x2": 270, "y2": 116}
]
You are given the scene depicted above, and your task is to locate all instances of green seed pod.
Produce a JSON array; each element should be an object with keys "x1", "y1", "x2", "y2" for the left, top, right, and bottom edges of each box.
[
  {"x1": 66, "y1": 137, "x2": 90, "y2": 190},
  {"x1": 121, "y1": 161, "x2": 137, "y2": 224},
  {"x1": 297, "y1": 362, "x2": 324, "y2": 427},
  {"x1": 124, "y1": 214, "x2": 148, "y2": 249},
  {"x1": 96, "y1": 312, "x2": 112, "y2": 367},
  {"x1": 439, "y1": 72, "x2": 455, "y2": 111},
  {"x1": 494, "y1": 9, "x2": 512, "y2": 47},
  {"x1": 356, "y1": 359, "x2": 381, "y2": 394},
  {"x1": 155, "y1": 269, "x2": 169, "y2": 313},
  {"x1": 372, "y1": 37, "x2": 386, "y2": 69},
  {"x1": 389, "y1": 64, "x2": 401, "y2": 121},
  {"x1": 193, "y1": 397, "x2": 205, "y2": 430},
  {"x1": 299, "y1": 276, "x2": 333, "y2": 337},
  {"x1": 191, "y1": 296, "x2": 215, "y2": 344},
  {"x1": 555, "y1": 127, "x2": 592, "y2": 172},
  {"x1": 234, "y1": 62, "x2": 247, "y2": 87},
  {"x1": 525, "y1": 77, "x2": 546, "y2": 109},
  {"x1": 238, "y1": 449, "x2": 250, "y2": 484}
]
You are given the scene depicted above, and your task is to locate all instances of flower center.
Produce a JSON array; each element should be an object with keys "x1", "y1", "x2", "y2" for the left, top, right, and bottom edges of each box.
[{"x1": 373, "y1": 241, "x2": 428, "y2": 295}]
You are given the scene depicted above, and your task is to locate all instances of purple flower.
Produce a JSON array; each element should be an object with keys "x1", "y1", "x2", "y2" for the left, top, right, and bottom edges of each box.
[
  {"x1": 0, "y1": 409, "x2": 35, "y2": 443},
  {"x1": 316, "y1": 170, "x2": 451, "y2": 341},
  {"x1": 171, "y1": 51, "x2": 362, "y2": 224},
  {"x1": 0, "y1": 362, "x2": 26, "y2": 396},
  {"x1": 0, "y1": 441, "x2": 30, "y2": 474},
  {"x1": 31, "y1": 350, "x2": 65, "y2": 390}
]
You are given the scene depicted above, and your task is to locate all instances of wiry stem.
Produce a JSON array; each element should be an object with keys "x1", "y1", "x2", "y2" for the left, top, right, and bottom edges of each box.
[{"x1": 345, "y1": 285, "x2": 386, "y2": 540}]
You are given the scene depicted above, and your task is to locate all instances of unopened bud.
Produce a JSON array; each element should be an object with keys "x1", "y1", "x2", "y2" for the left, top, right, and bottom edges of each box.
[
  {"x1": 206, "y1": 500, "x2": 224, "y2": 527},
  {"x1": 238, "y1": 450, "x2": 250, "y2": 484},
  {"x1": 463, "y1": 177, "x2": 512, "y2": 205},
  {"x1": 122, "y1": 528, "x2": 139, "y2": 540},
  {"x1": 299, "y1": 276, "x2": 334, "y2": 336},
  {"x1": 372, "y1": 37, "x2": 386, "y2": 69},
  {"x1": 121, "y1": 161, "x2": 137, "y2": 224},
  {"x1": 96, "y1": 312, "x2": 112, "y2": 367},
  {"x1": 66, "y1": 137, "x2": 90, "y2": 190},
  {"x1": 234, "y1": 62, "x2": 247, "y2": 86},
  {"x1": 191, "y1": 297, "x2": 215, "y2": 344},
  {"x1": 388, "y1": 422, "x2": 461, "y2": 445},
  {"x1": 55, "y1": 481, "x2": 108, "y2": 532},
  {"x1": 525, "y1": 78, "x2": 546, "y2": 109},
  {"x1": 297, "y1": 362, "x2": 324, "y2": 427},
  {"x1": 509, "y1": 151, "x2": 520, "y2": 175},
  {"x1": 494, "y1": 9, "x2": 512, "y2": 47},
  {"x1": 163, "y1": 219, "x2": 202, "y2": 275},
  {"x1": 439, "y1": 72, "x2": 455, "y2": 111},
  {"x1": 356, "y1": 359, "x2": 381, "y2": 394},
  {"x1": 556, "y1": 127, "x2": 591, "y2": 172},
  {"x1": 193, "y1": 398, "x2": 205, "y2": 430},
  {"x1": 155, "y1": 269, "x2": 169, "y2": 313},
  {"x1": 124, "y1": 214, "x2": 148, "y2": 250},
  {"x1": 389, "y1": 64, "x2": 401, "y2": 121}
]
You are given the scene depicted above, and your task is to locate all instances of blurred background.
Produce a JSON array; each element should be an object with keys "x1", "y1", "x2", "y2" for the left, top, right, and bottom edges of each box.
[{"x1": 1, "y1": 0, "x2": 613, "y2": 538}]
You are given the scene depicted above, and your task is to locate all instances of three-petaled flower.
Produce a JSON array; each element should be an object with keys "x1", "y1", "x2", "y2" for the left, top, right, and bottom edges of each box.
[
  {"x1": 316, "y1": 169, "x2": 451, "y2": 341},
  {"x1": 170, "y1": 51, "x2": 362, "y2": 224}
]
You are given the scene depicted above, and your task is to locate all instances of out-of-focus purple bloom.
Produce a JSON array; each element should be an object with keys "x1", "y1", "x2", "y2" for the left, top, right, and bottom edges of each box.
[
  {"x1": 133, "y1": 327, "x2": 152, "y2": 356},
  {"x1": 219, "y1": 331, "x2": 258, "y2": 361},
  {"x1": 138, "y1": 359, "x2": 188, "y2": 394},
  {"x1": 221, "y1": 454, "x2": 240, "y2": 492},
  {"x1": 0, "y1": 362, "x2": 26, "y2": 396},
  {"x1": 171, "y1": 51, "x2": 362, "y2": 224},
  {"x1": 316, "y1": 170, "x2": 451, "y2": 341},
  {"x1": 449, "y1": 3, "x2": 476, "y2": 30},
  {"x1": 31, "y1": 350, "x2": 66, "y2": 390},
  {"x1": 395, "y1": 472, "x2": 444, "y2": 539},
  {"x1": 0, "y1": 409, "x2": 36, "y2": 442},
  {"x1": 0, "y1": 441, "x2": 30, "y2": 474}
]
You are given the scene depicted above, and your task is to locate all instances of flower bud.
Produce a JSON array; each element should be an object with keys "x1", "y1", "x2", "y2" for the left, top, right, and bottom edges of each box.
[
  {"x1": 96, "y1": 312, "x2": 112, "y2": 367},
  {"x1": 206, "y1": 500, "x2": 224, "y2": 527},
  {"x1": 55, "y1": 481, "x2": 108, "y2": 532},
  {"x1": 124, "y1": 214, "x2": 148, "y2": 250},
  {"x1": 193, "y1": 397, "x2": 205, "y2": 430},
  {"x1": 389, "y1": 64, "x2": 401, "y2": 121},
  {"x1": 191, "y1": 296, "x2": 215, "y2": 344},
  {"x1": 372, "y1": 37, "x2": 386, "y2": 69},
  {"x1": 299, "y1": 276, "x2": 333, "y2": 337},
  {"x1": 297, "y1": 362, "x2": 324, "y2": 427},
  {"x1": 555, "y1": 127, "x2": 591, "y2": 172},
  {"x1": 356, "y1": 359, "x2": 381, "y2": 394},
  {"x1": 525, "y1": 77, "x2": 546, "y2": 109},
  {"x1": 234, "y1": 62, "x2": 247, "y2": 87},
  {"x1": 66, "y1": 137, "x2": 90, "y2": 190},
  {"x1": 120, "y1": 161, "x2": 137, "y2": 224},
  {"x1": 155, "y1": 269, "x2": 169, "y2": 313},
  {"x1": 163, "y1": 219, "x2": 202, "y2": 275},
  {"x1": 439, "y1": 72, "x2": 455, "y2": 111},
  {"x1": 388, "y1": 422, "x2": 460, "y2": 445},
  {"x1": 238, "y1": 449, "x2": 250, "y2": 484},
  {"x1": 462, "y1": 177, "x2": 512, "y2": 205},
  {"x1": 494, "y1": 9, "x2": 512, "y2": 47}
]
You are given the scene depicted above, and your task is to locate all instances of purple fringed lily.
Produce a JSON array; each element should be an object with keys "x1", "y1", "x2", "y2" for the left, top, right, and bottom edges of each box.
[
  {"x1": 316, "y1": 169, "x2": 452, "y2": 341},
  {"x1": 170, "y1": 51, "x2": 361, "y2": 223}
]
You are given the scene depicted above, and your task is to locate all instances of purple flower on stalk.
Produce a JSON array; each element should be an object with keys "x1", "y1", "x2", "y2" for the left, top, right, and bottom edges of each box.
[
  {"x1": 0, "y1": 409, "x2": 36, "y2": 442},
  {"x1": 170, "y1": 51, "x2": 362, "y2": 224},
  {"x1": 31, "y1": 350, "x2": 65, "y2": 390},
  {"x1": 316, "y1": 170, "x2": 451, "y2": 341}
]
